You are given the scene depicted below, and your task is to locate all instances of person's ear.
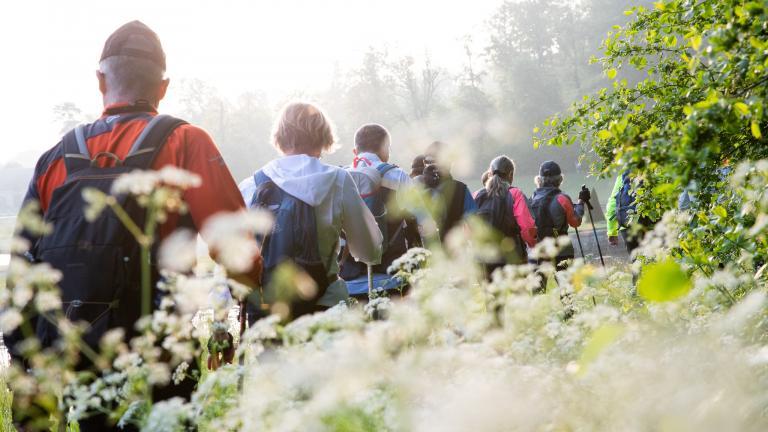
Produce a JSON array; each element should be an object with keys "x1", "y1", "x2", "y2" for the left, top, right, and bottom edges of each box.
[
  {"x1": 97, "y1": 70, "x2": 107, "y2": 96},
  {"x1": 353, "y1": 148, "x2": 358, "y2": 156},
  {"x1": 157, "y1": 78, "x2": 170, "y2": 103}
]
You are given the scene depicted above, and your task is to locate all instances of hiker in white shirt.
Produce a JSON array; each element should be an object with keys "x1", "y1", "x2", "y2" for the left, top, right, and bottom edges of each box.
[{"x1": 339, "y1": 124, "x2": 422, "y2": 299}]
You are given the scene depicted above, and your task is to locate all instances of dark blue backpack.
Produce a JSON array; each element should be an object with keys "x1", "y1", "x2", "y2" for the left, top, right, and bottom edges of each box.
[
  {"x1": 474, "y1": 188, "x2": 521, "y2": 239},
  {"x1": 34, "y1": 114, "x2": 187, "y2": 350},
  {"x1": 616, "y1": 171, "x2": 636, "y2": 228},
  {"x1": 474, "y1": 187, "x2": 526, "y2": 266},
  {"x1": 530, "y1": 187, "x2": 562, "y2": 241},
  {"x1": 249, "y1": 171, "x2": 335, "y2": 318}
]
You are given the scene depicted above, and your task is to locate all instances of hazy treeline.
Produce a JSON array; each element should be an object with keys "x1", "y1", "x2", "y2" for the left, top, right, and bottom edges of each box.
[{"x1": 47, "y1": 0, "x2": 644, "y2": 194}]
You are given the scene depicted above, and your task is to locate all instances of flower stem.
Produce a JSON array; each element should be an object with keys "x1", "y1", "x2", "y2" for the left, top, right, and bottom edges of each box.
[{"x1": 140, "y1": 205, "x2": 159, "y2": 317}]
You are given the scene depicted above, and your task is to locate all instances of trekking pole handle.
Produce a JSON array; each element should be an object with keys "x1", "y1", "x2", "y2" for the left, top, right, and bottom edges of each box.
[{"x1": 580, "y1": 184, "x2": 594, "y2": 210}]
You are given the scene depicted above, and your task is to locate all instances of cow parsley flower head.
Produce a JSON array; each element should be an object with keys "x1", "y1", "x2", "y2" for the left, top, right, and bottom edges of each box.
[
  {"x1": 82, "y1": 188, "x2": 110, "y2": 222},
  {"x1": 34, "y1": 290, "x2": 62, "y2": 313},
  {"x1": 111, "y1": 166, "x2": 201, "y2": 197},
  {"x1": 202, "y1": 210, "x2": 272, "y2": 273},
  {"x1": 0, "y1": 309, "x2": 23, "y2": 333},
  {"x1": 159, "y1": 229, "x2": 198, "y2": 273},
  {"x1": 144, "y1": 397, "x2": 192, "y2": 432},
  {"x1": 172, "y1": 361, "x2": 190, "y2": 385}
]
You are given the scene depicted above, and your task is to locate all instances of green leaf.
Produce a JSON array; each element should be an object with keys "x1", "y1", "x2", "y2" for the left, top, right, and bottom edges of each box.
[
  {"x1": 749, "y1": 36, "x2": 765, "y2": 50},
  {"x1": 653, "y1": 183, "x2": 675, "y2": 195},
  {"x1": 597, "y1": 129, "x2": 613, "y2": 140},
  {"x1": 690, "y1": 34, "x2": 702, "y2": 51},
  {"x1": 606, "y1": 68, "x2": 617, "y2": 80},
  {"x1": 533, "y1": 127, "x2": 540, "y2": 134},
  {"x1": 637, "y1": 259, "x2": 692, "y2": 302},
  {"x1": 713, "y1": 205, "x2": 727, "y2": 218},
  {"x1": 694, "y1": 91, "x2": 719, "y2": 109},
  {"x1": 733, "y1": 102, "x2": 749, "y2": 116},
  {"x1": 751, "y1": 120, "x2": 762, "y2": 139},
  {"x1": 654, "y1": 1, "x2": 666, "y2": 11}
]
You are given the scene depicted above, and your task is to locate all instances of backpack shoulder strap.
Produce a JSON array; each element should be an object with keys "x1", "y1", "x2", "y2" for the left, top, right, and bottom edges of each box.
[
  {"x1": 123, "y1": 114, "x2": 188, "y2": 169},
  {"x1": 474, "y1": 188, "x2": 488, "y2": 203},
  {"x1": 250, "y1": 170, "x2": 274, "y2": 207},
  {"x1": 376, "y1": 163, "x2": 398, "y2": 176},
  {"x1": 252, "y1": 170, "x2": 271, "y2": 186},
  {"x1": 61, "y1": 125, "x2": 92, "y2": 175}
]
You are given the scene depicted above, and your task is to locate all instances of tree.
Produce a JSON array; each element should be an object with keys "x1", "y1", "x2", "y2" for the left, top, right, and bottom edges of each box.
[
  {"x1": 343, "y1": 48, "x2": 401, "y2": 128},
  {"x1": 537, "y1": 0, "x2": 768, "y2": 269},
  {"x1": 390, "y1": 55, "x2": 445, "y2": 122},
  {"x1": 53, "y1": 102, "x2": 90, "y2": 134},
  {"x1": 176, "y1": 79, "x2": 274, "y2": 181}
]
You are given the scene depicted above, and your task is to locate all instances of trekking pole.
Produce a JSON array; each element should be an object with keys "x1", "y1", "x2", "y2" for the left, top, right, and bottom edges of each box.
[
  {"x1": 581, "y1": 185, "x2": 605, "y2": 268},
  {"x1": 239, "y1": 299, "x2": 247, "y2": 342},
  {"x1": 367, "y1": 264, "x2": 374, "y2": 300},
  {"x1": 573, "y1": 226, "x2": 586, "y2": 260}
]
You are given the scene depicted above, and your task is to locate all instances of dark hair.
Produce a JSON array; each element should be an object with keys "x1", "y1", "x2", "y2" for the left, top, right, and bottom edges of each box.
[
  {"x1": 354, "y1": 124, "x2": 389, "y2": 153},
  {"x1": 410, "y1": 155, "x2": 426, "y2": 178},
  {"x1": 484, "y1": 155, "x2": 516, "y2": 197}
]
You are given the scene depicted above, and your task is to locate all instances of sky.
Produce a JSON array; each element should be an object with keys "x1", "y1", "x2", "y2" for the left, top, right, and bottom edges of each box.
[{"x1": 0, "y1": 0, "x2": 502, "y2": 166}]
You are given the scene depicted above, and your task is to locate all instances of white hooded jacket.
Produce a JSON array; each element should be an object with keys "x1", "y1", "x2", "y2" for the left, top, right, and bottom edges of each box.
[{"x1": 239, "y1": 154, "x2": 383, "y2": 295}]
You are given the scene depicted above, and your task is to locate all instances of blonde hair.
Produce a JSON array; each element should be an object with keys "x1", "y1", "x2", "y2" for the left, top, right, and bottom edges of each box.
[{"x1": 272, "y1": 102, "x2": 337, "y2": 156}]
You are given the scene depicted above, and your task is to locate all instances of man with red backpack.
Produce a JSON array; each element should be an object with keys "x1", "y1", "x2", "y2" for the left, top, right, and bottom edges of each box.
[
  {"x1": 10, "y1": 21, "x2": 258, "y2": 429},
  {"x1": 340, "y1": 124, "x2": 422, "y2": 299},
  {"x1": 529, "y1": 161, "x2": 591, "y2": 293}
]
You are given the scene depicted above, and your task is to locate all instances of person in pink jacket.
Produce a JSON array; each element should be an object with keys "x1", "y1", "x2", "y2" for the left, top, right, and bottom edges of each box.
[{"x1": 473, "y1": 156, "x2": 537, "y2": 277}]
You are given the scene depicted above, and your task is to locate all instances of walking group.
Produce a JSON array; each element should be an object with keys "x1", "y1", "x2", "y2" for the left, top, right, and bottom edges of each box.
[{"x1": 7, "y1": 20, "x2": 653, "y2": 429}]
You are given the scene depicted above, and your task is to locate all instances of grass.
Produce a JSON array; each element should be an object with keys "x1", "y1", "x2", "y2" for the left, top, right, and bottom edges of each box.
[{"x1": 0, "y1": 379, "x2": 12, "y2": 432}]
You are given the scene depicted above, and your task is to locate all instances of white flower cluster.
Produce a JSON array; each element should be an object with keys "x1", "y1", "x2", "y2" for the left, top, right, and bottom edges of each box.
[
  {"x1": 201, "y1": 209, "x2": 273, "y2": 274},
  {"x1": 632, "y1": 210, "x2": 690, "y2": 262},
  {"x1": 528, "y1": 235, "x2": 571, "y2": 260},
  {"x1": 111, "y1": 166, "x2": 202, "y2": 196}
]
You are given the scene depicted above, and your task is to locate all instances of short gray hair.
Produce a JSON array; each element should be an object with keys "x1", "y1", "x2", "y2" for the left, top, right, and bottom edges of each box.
[
  {"x1": 99, "y1": 55, "x2": 165, "y2": 102},
  {"x1": 535, "y1": 174, "x2": 563, "y2": 188}
]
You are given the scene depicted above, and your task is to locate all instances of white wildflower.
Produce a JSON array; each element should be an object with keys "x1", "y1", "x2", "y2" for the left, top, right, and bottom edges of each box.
[
  {"x1": 12, "y1": 284, "x2": 33, "y2": 308},
  {"x1": 0, "y1": 309, "x2": 23, "y2": 333},
  {"x1": 172, "y1": 361, "x2": 189, "y2": 385},
  {"x1": 173, "y1": 275, "x2": 224, "y2": 314},
  {"x1": 158, "y1": 229, "x2": 198, "y2": 273},
  {"x1": 202, "y1": 210, "x2": 270, "y2": 273},
  {"x1": 34, "y1": 290, "x2": 62, "y2": 312},
  {"x1": 111, "y1": 166, "x2": 201, "y2": 196},
  {"x1": 144, "y1": 397, "x2": 191, "y2": 432},
  {"x1": 157, "y1": 166, "x2": 202, "y2": 190},
  {"x1": 10, "y1": 236, "x2": 30, "y2": 255},
  {"x1": 99, "y1": 328, "x2": 125, "y2": 351},
  {"x1": 147, "y1": 362, "x2": 171, "y2": 386},
  {"x1": 82, "y1": 188, "x2": 109, "y2": 221}
]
